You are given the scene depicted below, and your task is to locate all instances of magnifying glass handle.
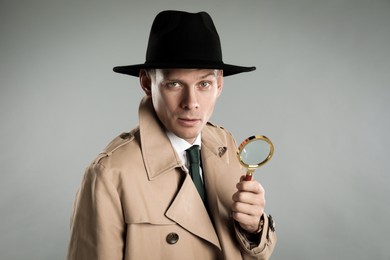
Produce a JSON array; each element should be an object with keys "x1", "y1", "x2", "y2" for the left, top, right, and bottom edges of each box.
[{"x1": 245, "y1": 172, "x2": 253, "y2": 181}]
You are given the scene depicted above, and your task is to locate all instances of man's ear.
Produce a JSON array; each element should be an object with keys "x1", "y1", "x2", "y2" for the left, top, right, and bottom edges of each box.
[
  {"x1": 217, "y1": 70, "x2": 224, "y2": 97},
  {"x1": 139, "y1": 70, "x2": 152, "y2": 96}
]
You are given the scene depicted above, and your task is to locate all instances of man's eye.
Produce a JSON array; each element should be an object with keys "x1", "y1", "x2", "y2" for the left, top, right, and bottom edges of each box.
[
  {"x1": 199, "y1": 82, "x2": 210, "y2": 88},
  {"x1": 167, "y1": 82, "x2": 180, "y2": 88}
]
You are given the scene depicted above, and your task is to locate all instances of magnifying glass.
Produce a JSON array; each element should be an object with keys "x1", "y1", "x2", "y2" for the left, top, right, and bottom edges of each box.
[{"x1": 237, "y1": 135, "x2": 274, "y2": 181}]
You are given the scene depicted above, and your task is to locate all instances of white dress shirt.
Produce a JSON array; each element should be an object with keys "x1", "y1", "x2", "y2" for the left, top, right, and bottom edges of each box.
[{"x1": 166, "y1": 131, "x2": 203, "y2": 181}]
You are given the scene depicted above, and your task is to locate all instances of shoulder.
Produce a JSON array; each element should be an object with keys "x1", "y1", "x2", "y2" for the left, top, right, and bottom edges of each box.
[
  {"x1": 205, "y1": 121, "x2": 226, "y2": 133},
  {"x1": 91, "y1": 127, "x2": 141, "y2": 166},
  {"x1": 205, "y1": 122, "x2": 235, "y2": 140},
  {"x1": 80, "y1": 127, "x2": 144, "y2": 189},
  {"x1": 204, "y1": 122, "x2": 238, "y2": 151}
]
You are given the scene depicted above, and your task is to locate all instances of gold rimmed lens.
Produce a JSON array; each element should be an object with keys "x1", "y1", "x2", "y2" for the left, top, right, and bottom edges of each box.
[{"x1": 237, "y1": 135, "x2": 274, "y2": 180}]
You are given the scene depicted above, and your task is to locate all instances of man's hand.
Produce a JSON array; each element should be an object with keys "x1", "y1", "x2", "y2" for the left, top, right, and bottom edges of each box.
[{"x1": 232, "y1": 175, "x2": 265, "y2": 233}]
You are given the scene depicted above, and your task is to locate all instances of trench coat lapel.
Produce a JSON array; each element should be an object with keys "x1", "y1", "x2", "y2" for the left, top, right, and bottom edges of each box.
[
  {"x1": 200, "y1": 126, "x2": 245, "y2": 259},
  {"x1": 139, "y1": 97, "x2": 183, "y2": 181},
  {"x1": 165, "y1": 174, "x2": 221, "y2": 249},
  {"x1": 201, "y1": 124, "x2": 237, "y2": 206}
]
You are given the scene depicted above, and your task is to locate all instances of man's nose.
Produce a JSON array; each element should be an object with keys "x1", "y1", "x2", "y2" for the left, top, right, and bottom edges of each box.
[{"x1": 181, "y1": 87, "x2": 199, "y2": 109}]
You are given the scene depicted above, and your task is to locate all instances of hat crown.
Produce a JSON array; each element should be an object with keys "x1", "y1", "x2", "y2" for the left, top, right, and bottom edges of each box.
[
  {"x1": 113, "y1": 10, "x2": 256, "y2": 77},
  {"x1": 145, "y1": 11, "x2": 223, "y2": 65}
]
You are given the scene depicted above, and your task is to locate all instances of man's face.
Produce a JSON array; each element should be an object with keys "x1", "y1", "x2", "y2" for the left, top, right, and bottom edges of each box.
[{"x1": 141, "y1": 68, "x2": 223, "y2": 144}]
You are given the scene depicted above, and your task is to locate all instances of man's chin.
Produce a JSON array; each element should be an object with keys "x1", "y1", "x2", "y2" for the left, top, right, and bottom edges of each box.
[{"x1": 174, "y1": 131, "x2": 200, "y2": 144}]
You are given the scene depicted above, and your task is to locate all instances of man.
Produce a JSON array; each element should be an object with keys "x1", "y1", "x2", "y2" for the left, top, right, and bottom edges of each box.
[{"x1": 67, "y1": 10, "x2": 276, "y2": 260}]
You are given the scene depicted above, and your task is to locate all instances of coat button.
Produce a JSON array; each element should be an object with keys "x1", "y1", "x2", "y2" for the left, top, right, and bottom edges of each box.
[{"x1": 166, "y1": 232, "x2": 179, "y2": 244}]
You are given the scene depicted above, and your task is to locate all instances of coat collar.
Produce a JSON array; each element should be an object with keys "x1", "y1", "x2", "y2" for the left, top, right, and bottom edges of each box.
[{"x1": 139, "y1": 96, "x2": 184, "y2": 181}]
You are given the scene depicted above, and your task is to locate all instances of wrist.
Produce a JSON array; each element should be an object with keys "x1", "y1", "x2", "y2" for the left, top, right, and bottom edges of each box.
[{"x1": 255, "y1": 214, "x2": 265, "y2": 233}]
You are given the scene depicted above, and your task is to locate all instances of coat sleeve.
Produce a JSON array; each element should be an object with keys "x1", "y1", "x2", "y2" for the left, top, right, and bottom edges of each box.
[
  {"x1": 67, "y1": 162, "x2": 125, "y2": 260},
  {"x1": 234, "y1": 213, "x2": 277, "y2": 260}
]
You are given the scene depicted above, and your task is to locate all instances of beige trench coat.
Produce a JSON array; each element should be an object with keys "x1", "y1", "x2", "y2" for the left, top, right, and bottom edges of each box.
[{"x1": 67, "y1": 97, "x2": 276, "y2": 259}]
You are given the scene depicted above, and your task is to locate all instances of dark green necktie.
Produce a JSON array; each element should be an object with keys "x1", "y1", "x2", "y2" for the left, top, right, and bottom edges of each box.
[{"x1": 186, "y1": 145, "x2": 205, "y2": 202}]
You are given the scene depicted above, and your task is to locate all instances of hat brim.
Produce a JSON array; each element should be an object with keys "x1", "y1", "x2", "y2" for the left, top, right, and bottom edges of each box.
[{"x1": 113, "y1": 62, "x2": 256, "y2": 77}]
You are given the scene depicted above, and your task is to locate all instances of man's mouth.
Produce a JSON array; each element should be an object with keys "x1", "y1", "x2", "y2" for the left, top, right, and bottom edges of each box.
[{"x1": 178, "y1": 118, "x2": 200, "y2": 127}]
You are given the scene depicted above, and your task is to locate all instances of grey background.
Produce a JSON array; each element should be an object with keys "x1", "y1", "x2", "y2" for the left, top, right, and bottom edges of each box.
[{"x1": 1, "y1": 0, "x2": 389, "y2": 259}]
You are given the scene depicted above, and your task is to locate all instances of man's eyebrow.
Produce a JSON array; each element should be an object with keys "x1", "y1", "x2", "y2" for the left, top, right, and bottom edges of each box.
[
  {"x1": 162, "y1": 70, "x2": 217, "y2": 80},
  {"x1": 199, "y1": 71, "x2": 217, "y2": 79}
]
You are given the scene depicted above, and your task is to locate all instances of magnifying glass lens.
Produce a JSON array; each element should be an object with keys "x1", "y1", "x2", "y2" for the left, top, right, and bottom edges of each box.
[
  {"x1": 240, "y1": 140, "x2": 271, "y2": 166},
  {"x1": 237, "y1": 135, "x2": 274, "y2": 180}
]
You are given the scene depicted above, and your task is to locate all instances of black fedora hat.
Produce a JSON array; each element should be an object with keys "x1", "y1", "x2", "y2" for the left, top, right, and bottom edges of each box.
[{"x1": 113, "y1": 10, "x2": 256, "y2": 77}]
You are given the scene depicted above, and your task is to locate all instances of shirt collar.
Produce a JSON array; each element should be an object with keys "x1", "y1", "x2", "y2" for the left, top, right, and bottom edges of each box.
[{"x1": 166, "y1": 132, "x2": 201, "y2": 166}]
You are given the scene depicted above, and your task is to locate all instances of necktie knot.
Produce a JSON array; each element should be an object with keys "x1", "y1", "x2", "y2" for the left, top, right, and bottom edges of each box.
[{"x1": 186, "y1": 145, "x2": 200, "y2": 164}]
